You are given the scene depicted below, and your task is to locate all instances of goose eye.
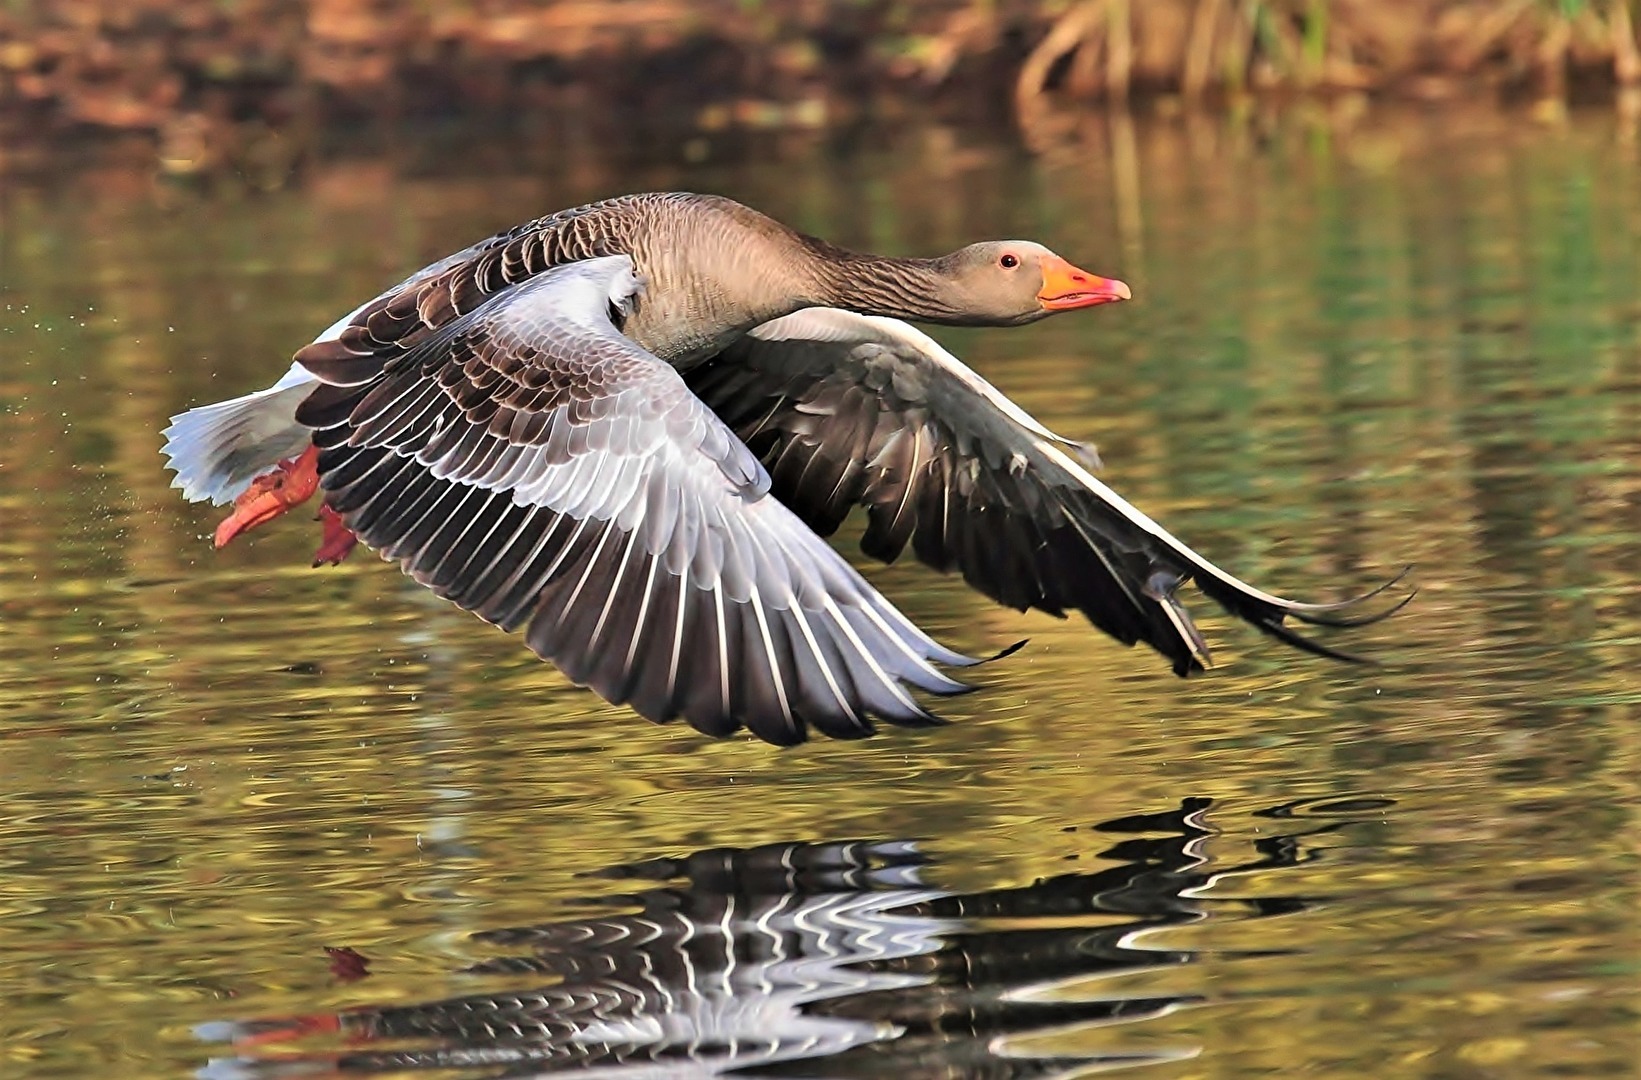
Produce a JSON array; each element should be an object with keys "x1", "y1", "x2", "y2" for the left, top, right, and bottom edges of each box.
[{"x1": 999, "y1": 253, "x2": 1020, "y2": 269}]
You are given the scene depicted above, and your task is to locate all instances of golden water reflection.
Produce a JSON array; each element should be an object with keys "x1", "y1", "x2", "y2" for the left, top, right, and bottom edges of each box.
[
  {"x1": 1, "y1": 108, "x2": 1638, "y2": 1078},
  {"x1": 196, "y1": 802, "x2": 1356, "y2": 1079}
]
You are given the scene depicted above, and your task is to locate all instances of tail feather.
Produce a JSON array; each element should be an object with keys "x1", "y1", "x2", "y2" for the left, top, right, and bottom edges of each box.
[{"x1": 161, "y1": 367, "x2": 316, "y2": 505}]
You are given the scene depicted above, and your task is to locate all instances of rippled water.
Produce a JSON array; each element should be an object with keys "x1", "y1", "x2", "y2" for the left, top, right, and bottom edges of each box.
[{"x1": 2, "y1": 108, "x2": 1638, "y2": 1079}]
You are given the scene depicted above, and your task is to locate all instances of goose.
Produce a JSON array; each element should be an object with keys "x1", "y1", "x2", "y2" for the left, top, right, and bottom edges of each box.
[{"x1": 162, "y1": 192, "x2": 1404, "y2": 744}]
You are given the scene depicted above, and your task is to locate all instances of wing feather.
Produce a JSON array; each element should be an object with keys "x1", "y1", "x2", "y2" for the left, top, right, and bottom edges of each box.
[
  {"x1": 297, "y1": 260, "x2": 976, "y2": 743},
  {"x1": 692, "y1": 308, "x2": 1408, "y2": 676}
]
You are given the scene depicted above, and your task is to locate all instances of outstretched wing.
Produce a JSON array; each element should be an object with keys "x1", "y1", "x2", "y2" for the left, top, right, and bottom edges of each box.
[
  {"x1": 294, "y1": 260, "x2": 977, "y2": 745},
  {"x1": 688, "y1": 308, "x2": 1406, "y2": 676}
]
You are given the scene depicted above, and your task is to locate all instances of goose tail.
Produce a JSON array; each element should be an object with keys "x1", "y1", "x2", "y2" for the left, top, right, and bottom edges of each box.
[{"x1": 161, "y1": 364, "x2": 317, "y2": 505}]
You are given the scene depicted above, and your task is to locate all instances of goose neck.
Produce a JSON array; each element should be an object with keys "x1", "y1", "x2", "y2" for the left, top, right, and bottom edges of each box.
[{"x1": 802, "y1": 240, "x2": 964, "y2": 323}]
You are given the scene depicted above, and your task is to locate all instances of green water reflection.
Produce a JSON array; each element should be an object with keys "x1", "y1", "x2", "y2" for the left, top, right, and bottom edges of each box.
[{"x1": 1, "y1": 108, "x2": 1638, "y2": 1078}]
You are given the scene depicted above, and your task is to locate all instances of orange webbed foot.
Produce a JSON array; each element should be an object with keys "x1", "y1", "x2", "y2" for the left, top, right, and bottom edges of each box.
[
  {"x1": 213, "y1": 445, "x2": 321, "y2": 549},
  {"x1": 311, "y1": 503, "x2": 359, "y2": 567}
]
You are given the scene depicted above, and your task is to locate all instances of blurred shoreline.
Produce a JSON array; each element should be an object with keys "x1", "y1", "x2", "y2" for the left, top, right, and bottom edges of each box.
[{"x1": 4, "y1": 0, "x2": 1641, "y2": 177}]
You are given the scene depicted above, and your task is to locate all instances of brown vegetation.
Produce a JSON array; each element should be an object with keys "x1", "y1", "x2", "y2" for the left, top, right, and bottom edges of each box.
[
  {"x1": 2, "y1": 0, "x2": 1639, "y2": 170},
  {"x1": 1016, "y1": 0, "x2": 1641, "y2": 104}
]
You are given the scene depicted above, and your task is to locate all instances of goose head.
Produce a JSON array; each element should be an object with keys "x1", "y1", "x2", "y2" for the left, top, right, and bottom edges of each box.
[{"x1": 935, "y1": 241, "x2": 1131, "y2": 326}]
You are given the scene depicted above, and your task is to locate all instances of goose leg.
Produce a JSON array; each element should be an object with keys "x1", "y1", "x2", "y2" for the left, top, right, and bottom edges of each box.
[
  {"x1": 212, "y1": 444, "x2": 321, "y2": 549},
  {"x1": 312, "y1": 503, "x2": 359, "y2": 566}
]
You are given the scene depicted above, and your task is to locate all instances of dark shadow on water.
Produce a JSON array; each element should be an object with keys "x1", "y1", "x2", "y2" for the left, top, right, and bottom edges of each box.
[{"x1": 197, "y1": 797, "x2": 1387, "y2": 1079}]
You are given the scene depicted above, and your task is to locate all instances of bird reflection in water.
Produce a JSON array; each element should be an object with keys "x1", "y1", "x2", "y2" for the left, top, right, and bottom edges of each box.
[{"x1": 199, "y1": 797, "x2": 1389, "y2": 1079}]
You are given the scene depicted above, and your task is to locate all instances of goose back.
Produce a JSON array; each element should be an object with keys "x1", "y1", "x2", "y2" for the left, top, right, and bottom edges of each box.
[{"x1": 298, "y1": 193, "x2": 831, "y2": 381}]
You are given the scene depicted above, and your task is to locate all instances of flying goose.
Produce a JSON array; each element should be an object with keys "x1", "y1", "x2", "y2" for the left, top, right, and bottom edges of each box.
[{"x1": 162, "y1": 192, "x2": 1403, "y2": 744}]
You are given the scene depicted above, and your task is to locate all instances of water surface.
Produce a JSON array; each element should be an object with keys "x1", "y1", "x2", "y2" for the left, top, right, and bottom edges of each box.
[{"x1": 1, "y1": 108, "x2": 1638, "y2": 1078}]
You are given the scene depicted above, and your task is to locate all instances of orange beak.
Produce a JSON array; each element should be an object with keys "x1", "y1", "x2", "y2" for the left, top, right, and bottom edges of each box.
[{"x1": 1036, "y1": 254, "x2": 1132, "y2": 311}]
